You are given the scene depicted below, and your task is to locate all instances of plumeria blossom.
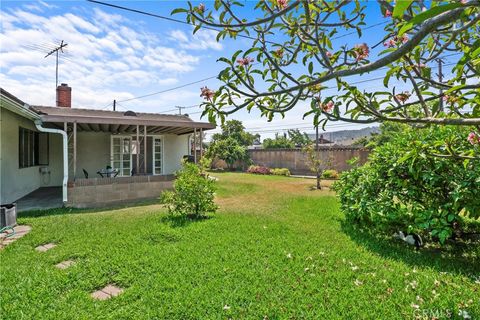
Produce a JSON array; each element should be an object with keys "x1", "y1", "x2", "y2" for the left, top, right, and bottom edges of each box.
[
  {"x1": 395, "y1": 91, "x2": 411, "y2": 103},
  {"x1": 354, "y1": 43, "x2": 369, "y2": 61},
  {"x1": 384, "y1": 9, "x2": 392, "y2": 18},
  {"x1": 467, "y1": 132, "x2": 480, "y2": 145},
  {"x1": 443, "y1": 94, "x2": 459, "y2": 105},
  {"x1": 354, "y1": 279, "x2": 363, "y2": 286},
  {"x1": 319, "y1": 100, "x2": 334, "y2": 112},
  {"x1": 237, "y1": 57, "x2": 254, "y2": 66},
  {"x1": 458, "y1": 309, "x2": 471, "y2": 319},
  {"x1": 274, "y1": 48, "x2": 284, "y2": 59},
  {"x1": 277, "y1": 0, "x2": 288, "y2": 10},
  {"x1": 200, "y1": 86, "x2": 215, "y2": 101},
  {"x1": 326, "y1": 51, "x2": 333, "y2": 58},
  {"x1": 384, "y1": 34, "x2": 409, "y2": 48}
]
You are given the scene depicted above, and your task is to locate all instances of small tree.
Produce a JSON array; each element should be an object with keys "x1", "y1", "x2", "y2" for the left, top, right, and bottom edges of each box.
[
  {"x1": 161, "y1": 162, "x2": 218, "y2": 218},
  {"x1": 303, "y1": 144, "x2": 330, "y2": 190},
  {"x1": 206, "y1": 137, "x2": 248, "y2": 170}
]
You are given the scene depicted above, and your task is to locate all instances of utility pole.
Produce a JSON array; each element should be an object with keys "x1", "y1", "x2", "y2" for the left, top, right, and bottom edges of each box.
[
  {"x1": 113, "y1": 100, "x2": 116, "y2": 111},
  {"x1": 176, "y1": 106, "x2": 184, "y2": 115},
  {"x1": 436, "y1": 58, "x2": 444, "y2": 112},
  {"x1": 45, "y1": 40, "x2": 68, "y2": 90}
]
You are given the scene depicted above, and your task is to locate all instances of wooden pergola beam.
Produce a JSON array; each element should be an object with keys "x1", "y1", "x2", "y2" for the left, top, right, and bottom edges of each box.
[{"x1": 100, "y1": 124, "x2": 110, "y2": 132}]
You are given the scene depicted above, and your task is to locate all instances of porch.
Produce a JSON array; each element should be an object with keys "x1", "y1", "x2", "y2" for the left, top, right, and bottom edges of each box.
[
  {"x1": 29, "y1": 105, "x2": 214, "y2": 208},
  {"x1": 16, "y1": 187, "x2": 62, "y2": 212}
]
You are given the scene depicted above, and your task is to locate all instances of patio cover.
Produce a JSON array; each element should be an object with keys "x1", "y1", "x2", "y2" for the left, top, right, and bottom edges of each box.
[{"x1": 30, "y1": 106, "x2": 215, "y2": 135}]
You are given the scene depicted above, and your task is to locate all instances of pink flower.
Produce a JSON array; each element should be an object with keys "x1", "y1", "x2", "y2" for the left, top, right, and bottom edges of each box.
[
  {"x1": 326, "y1": 51, "x2": 333, "y2": 58},
  {"x1": 467, "y1": 132, "x2": 480, "y2": 145},
  {"x1": 237, "y1": 57, "x2": 254, "y2": 66},
  {"x1": 395, "y1": 91, "x2": 411, "y2": 103},
  {"x1": 197, "y1": 3, "x2": 205, "y2": 13},
  {"x1": 277, "y1": 0, "x2": 288, "y2": 10},
  {"x1": 384, "y1": 9, "x2": 392, "y2": 18},
  {"x1": 319, "y1": 100, "x2": 334, "y2": 112},
  {"x1": 274, "y1": 48, "x2": 284, "y2": 59},
  {"x1": 354, "y1": 43, "x2": 369, "y2": 61},
  {"x1": 384, "y1": 34, "x2": 409, "y2": 48},
  {"x1": 200, "y1": 86, "x2": 215, "y2": 101}
]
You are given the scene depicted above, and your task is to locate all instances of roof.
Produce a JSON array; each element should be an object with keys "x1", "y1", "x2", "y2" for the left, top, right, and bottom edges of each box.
[
  {"x1": 0, "y1": 88, "x2": 40, "y2": 120},
  {"x1": 30, "y1": 105, "x2": 215, "y2": 135}
]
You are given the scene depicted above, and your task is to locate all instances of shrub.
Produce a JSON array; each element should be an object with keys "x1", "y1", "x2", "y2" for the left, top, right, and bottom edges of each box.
[
  {"x1": 161, "y1": 161, "x2": 218, "y2": 218},
  {"x1": 321, "y1": 169, "x2": 338, "y2": 179},
  {"x1": 271, "y1": 168, "x2": 291, "y2": 176},
  {"x1": 334, "y1": 125, "x2": 480, "y2": 244},
  {"x1": 247, "y1": 165, "x2": 271, "y2": 175}
]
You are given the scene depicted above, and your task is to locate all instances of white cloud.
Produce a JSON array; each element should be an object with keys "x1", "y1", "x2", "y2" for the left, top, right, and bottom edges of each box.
[
  {"x1": 0, "y1": 6, "x2": 207, "y2": 109},
  {"x1": 169, "y1": 28, "x2": 223, "y2": 51}
]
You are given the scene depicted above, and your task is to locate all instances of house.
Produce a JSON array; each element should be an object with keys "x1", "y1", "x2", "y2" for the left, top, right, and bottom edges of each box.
[{"x1": 0, "y1": 85, "x2": 215, "y2": 209}]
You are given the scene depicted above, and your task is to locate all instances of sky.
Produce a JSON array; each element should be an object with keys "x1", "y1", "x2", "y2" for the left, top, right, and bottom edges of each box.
[{"x1": 0, "y1": 1, "x2": 455, "y2": 140}]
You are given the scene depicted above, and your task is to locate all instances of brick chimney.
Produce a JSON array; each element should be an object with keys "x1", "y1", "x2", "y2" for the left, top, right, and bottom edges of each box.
[{"x1": 56, "y1": 83, "x2": 71, "y2": 108}]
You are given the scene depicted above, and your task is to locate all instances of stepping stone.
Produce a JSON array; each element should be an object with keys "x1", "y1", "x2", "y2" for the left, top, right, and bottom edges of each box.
[
  {"x1": 35, "y1": 243, "x2": 56, "y2": 252},
  {"x1": 55, "y1": 260, "x2": 75, "y2": 269},
  {"x1": 0, "y1": 225, "x2": 32, "y2": 249},
  {"x1": 91, "y1": 284, "x2": 124, "y2": 300}
]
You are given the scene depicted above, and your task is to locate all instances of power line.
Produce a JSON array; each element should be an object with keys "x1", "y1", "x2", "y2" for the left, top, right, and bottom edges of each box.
[
  {"x1": 89, "y1": 0, "x2": 385, "y2": 46},
  {"x1": 89, "y1": 0, "x2": 388, "y2": 103},
  {"x1": 116, "y1": 76, "x2": 218, "y2": 103}
]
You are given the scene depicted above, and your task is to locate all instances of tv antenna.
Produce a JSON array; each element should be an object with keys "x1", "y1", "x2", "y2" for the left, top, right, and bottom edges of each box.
[{"x1": 45, "y1": 40, "x2": 68, "y2": 89}]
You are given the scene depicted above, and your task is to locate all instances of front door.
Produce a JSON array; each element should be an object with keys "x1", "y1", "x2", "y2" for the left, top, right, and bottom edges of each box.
[
  {"x1": 152, "y1": 136, "x2": 163, "y2": 175},
  {"x1": 111, "y1": 136, "x2": 132, "y2": 177}
]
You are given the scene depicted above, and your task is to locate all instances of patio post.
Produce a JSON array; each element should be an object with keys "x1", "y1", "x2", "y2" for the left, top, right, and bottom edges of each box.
[
  {"x1": 193, "y1": 127, "x2": 197, "y2": 164},
  {"x1": 136, "y1": 125, "x2": 139, "y2": 175},
  {"x1": 73, "y1": 121, "x2": 77, "y2": 180},
  {"x1": 199, "y1": 128, "x2": 203, "y2": 159},
  {"x1": 143, "y1": 125, "x2": 147, "y2": 174}
]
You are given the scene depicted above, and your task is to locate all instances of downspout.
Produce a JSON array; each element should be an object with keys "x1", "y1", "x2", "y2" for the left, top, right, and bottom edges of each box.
[{"x1": 34, "y1": 121, "x2": 68, "y2": 204}]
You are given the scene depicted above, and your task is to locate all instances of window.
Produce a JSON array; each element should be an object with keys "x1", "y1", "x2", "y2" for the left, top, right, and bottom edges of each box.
[{"x1": 18, "y1": 127, "x2": 49, "y2": 168}]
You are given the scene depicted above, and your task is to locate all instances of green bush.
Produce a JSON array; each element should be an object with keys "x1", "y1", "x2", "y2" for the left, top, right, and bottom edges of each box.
[
  {"x1": 334, "y1": 125, "x2": 480, "y2": 244},
  {"x1": 271, "y1": 168, "x2": 291, "y2": 176},
  {"x1": 161, "y1": 161, "x2": 218, "y2": 218},
  {"x1": 321, "y1": 169, "x2": 338, "y2": 179}
]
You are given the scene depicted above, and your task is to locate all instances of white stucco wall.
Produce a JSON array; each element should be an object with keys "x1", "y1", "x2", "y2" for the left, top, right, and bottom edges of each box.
[
  {"x1": 163, "y1": 134, "x2": 190, "y2": 174},
  {"x1": 75, "y1": 132, "x2": 111, "y2": 179},
  {"x1": 0, "y1": 107, "x2": 64, "y2": 204}
]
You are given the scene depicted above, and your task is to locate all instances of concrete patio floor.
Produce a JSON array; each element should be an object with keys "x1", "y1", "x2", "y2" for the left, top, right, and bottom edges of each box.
[{"x1": 16, "y1": 187, "x2": 63, "y2": 212}]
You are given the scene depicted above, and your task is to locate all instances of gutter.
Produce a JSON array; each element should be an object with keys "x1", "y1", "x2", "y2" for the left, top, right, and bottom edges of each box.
[{"x1": 35, "y1": 121, "x2": 68, "y2": 204}]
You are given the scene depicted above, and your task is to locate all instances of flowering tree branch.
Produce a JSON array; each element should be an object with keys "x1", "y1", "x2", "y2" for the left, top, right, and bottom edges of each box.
[{"x1": 176, "y1": 0, "x2": 480, "y2": 145}]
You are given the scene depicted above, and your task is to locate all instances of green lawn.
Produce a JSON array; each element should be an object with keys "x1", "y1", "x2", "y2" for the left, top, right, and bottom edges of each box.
[{"x1": 1, "y1": 173, "x2": 478, "y2": 319}]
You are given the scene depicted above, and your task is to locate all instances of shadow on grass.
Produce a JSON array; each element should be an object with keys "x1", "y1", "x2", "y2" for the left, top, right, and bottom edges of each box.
[
  {"x1": 18, "y1": 198, "x2": 161, "y2": 219},
  {"x1": 341, "y1": 220, "x2": 480, "y2": 278},
  {"x1": 160, "y1": 214, "x2": 213, "y2": 228}
]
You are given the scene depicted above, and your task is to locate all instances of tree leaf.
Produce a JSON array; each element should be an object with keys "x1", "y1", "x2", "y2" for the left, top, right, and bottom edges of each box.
[{"x1": 393, "y1": 0, "x2": 413, "y2": 18}]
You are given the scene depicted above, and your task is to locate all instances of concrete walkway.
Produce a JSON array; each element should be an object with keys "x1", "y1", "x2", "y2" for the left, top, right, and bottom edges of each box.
[{"x1": 16, "y1": 187, "x2": 63, "y2": 212}]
